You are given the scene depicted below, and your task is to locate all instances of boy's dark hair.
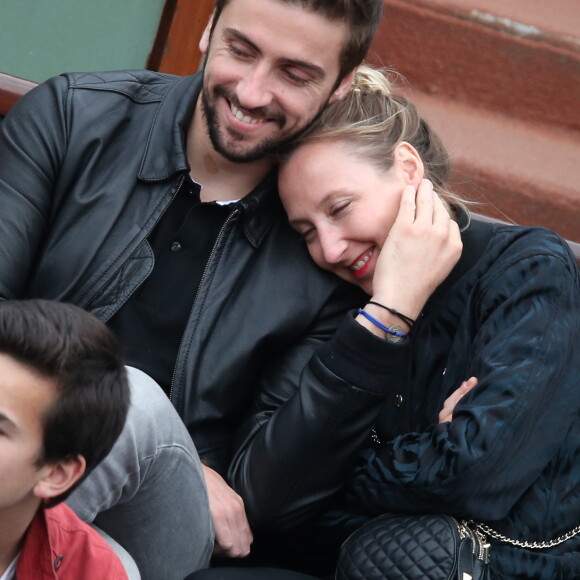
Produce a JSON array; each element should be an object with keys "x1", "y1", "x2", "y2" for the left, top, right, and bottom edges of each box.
[
  {"x1": 0, "y1": 299, "x2": 129, "y2": 506},
  {"x1": 211, "y1": 0, "x2": 384, "y2": 81}
]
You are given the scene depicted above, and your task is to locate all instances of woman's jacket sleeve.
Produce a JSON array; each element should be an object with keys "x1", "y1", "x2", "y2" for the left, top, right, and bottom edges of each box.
[{"x1": 347, "y1": 243, "x2": 580, "y2": 520}]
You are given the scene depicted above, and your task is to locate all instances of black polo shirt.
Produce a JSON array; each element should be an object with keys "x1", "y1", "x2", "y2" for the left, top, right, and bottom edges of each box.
[{"x1": 108, "y1": 178, "x2": 231, "y2": 394}]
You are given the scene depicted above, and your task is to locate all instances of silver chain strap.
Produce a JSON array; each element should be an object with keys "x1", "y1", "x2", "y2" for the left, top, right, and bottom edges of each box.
[{"x1": 474, "y1": 522, "x2": 580, "y2": 549}]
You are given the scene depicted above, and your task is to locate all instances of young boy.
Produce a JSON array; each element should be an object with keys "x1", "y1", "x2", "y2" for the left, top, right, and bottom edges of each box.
[{"x1": 0, "y1": 299, "x2": 130, "y2": 579}]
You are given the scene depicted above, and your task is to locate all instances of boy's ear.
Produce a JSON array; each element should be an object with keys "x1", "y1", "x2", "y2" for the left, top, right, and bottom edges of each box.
[
  {"x1": 33, "y1": 455, "x2": 86, "y2": 502},
  {"x1": 396, "y1": 142, "x2": 424, "y2": 187},
  {"x1": 328, "y1": 67, "x2": 358, "y2": 104},
  {"x1": 199, "y1": 11, "x2": 216, "y2": 55}
]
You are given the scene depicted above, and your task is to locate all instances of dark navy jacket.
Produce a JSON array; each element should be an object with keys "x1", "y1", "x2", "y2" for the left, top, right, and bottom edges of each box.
[{"x1": 312, "y1": 219, "x2": 580, "y2": 579}]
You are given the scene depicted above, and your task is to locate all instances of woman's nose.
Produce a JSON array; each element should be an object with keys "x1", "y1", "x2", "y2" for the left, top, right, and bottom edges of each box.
[{"x1": 319, "y1": 231, "x2": 348, "y2": 265}]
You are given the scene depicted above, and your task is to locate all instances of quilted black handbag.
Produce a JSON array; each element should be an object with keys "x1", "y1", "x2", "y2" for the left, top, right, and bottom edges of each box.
[{"x1": 336, "y1": 513, "x2": 491, "y2": 580}]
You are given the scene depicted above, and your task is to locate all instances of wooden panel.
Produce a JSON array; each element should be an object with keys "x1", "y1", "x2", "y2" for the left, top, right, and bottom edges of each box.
[
  {"x1": 149, "y1": 0, "x2": 214, "y2": 75},
  {"x1": 0, "y1": 73, "x2": 37, "y2": 116}
]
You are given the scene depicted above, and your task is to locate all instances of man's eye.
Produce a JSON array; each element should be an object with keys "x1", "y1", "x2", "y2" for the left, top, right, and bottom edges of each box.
[
  {"x1": 227, "y1": 44, "x2": 250, "y2": 58},
  {"x1": 284, "y1": 70, "x2": 310, "y2": 86}
]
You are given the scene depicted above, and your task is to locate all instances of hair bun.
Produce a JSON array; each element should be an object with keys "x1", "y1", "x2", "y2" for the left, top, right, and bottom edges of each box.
[{"x1": 352, "y1": 65, "x2": 395, "y2": 96}]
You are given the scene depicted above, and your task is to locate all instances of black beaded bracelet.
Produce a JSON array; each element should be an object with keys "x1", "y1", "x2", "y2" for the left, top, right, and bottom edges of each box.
[{"x1": 368, "y1": 301, "x2": 416, "y2": 327}]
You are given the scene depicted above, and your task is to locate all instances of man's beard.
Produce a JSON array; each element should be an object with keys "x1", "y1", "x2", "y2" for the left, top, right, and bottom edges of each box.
[{"x1": 201, "y1": 85, "x2": 327, "y2": 163}]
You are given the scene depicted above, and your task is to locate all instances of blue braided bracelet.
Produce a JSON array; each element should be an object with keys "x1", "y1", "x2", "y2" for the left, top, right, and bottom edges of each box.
[{"x1": 358, "y1": 308, "x2": 409, "y2": 340}]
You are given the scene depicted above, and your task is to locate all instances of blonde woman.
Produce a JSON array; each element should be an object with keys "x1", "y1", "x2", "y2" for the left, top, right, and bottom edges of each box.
[{"x1": 275, "y1": 66, "x2": 580, "y2": 579}]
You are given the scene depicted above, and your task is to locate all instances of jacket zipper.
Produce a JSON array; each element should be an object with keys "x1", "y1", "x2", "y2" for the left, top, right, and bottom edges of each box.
[
  {"x1": 169, "y1": 206, "x2": 241, "y2": 405},
  {"x1": 82, "y1": 175, "x2": 186, "y2": 316}
]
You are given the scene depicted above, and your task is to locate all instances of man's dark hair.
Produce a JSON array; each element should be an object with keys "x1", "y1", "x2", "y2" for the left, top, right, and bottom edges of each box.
[
  {"x1": 211, "y1": 0, "x2": 384, "y2": 81},
  {"x1": 0, "y1": 299, "x2": 129, "y2": 505}
]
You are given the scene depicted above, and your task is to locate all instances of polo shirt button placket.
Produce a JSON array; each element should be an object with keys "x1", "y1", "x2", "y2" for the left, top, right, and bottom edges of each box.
[{"x1": 170, "y1": 241, "x2": 182, "y2": 253}]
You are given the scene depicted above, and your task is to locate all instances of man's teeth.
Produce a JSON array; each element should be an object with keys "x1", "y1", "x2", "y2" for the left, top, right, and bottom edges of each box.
[
  {"x1": 231, "y1": 104, "x2": 264, "y2": 124},
  {"x1": 351, "y1": 249, "x2": 374, "y2": 272}
]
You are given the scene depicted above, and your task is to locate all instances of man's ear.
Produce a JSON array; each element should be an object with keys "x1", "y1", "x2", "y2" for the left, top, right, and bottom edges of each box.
[
  {"x1": 396, "y1": 142, "x2": 424, "y2": 186},
  {"x1": 33, "y1": 455, "x2": 86, "y2": 502},
  {"x1": 199, "y1": 11, "x2": 216, "y2": 55},
  {"x1": 328, "y1": 68, "x2": 358, "y2": 104}
]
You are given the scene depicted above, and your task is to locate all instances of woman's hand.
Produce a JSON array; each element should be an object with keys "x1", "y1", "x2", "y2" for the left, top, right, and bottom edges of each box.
[
  {"x1": 370, "y1": 180, "x2": 463, "y2": 319},
  {"x1": 438, "y1": 377, "x2": 478, "y2": 423}
]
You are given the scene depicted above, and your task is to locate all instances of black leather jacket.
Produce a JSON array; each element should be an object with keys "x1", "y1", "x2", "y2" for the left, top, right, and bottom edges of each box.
[{"x1": 0, "y1": 71, "x2": 382, "y2": 530}]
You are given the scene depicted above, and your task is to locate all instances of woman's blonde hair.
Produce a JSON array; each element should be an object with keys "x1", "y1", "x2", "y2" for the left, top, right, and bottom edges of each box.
[{"x1": 283, "y1": 65, "x2": 468, "y2": 219}]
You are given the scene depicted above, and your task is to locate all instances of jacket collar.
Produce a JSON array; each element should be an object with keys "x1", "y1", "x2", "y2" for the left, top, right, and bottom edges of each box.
[
  {"x1": 16, "y1": 508, "x2": 58, "y2": 579},
  {"x1": 138, "y1": 72, "x2": 202, "y2": 182},
  {"x1": 426, "y1": 210, "x2": 494, "y2": 308},
  {"x1": 139, "y1": 71, "x2": 283, "y2": 247},
  {"x1": 235, "y1": 170, "x2": 283, "y2": 248}
]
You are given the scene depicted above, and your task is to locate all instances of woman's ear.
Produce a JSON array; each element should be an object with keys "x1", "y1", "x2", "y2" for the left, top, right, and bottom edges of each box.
[
  {"x1": 33, "y1": 455, "x2": 86, "y2": 502},
  {"x1": 395, "y1": 142, "x2": 424, "y2": 187},
  {"x1": 199, "y1": 11, "x2": 216, "y2": 55}
]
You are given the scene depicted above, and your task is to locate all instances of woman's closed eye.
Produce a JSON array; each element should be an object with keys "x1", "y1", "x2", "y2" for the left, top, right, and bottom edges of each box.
[
  {"x1": 298, "y1": 227, "x2": 316, "y2": 243},
  {"x1": 329, "y1": 201, "x2": 350, "y2": 217}
]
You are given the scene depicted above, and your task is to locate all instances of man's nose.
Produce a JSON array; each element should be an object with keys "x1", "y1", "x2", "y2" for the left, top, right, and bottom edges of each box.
[{"x1": 236, "y1": 65, "x2": 273, "y2": 110}]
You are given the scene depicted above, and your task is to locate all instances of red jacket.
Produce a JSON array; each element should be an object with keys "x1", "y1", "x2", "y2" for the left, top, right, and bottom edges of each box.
[{"x1": 16, "y1": 503, "x2": 128, "y2": 579}]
